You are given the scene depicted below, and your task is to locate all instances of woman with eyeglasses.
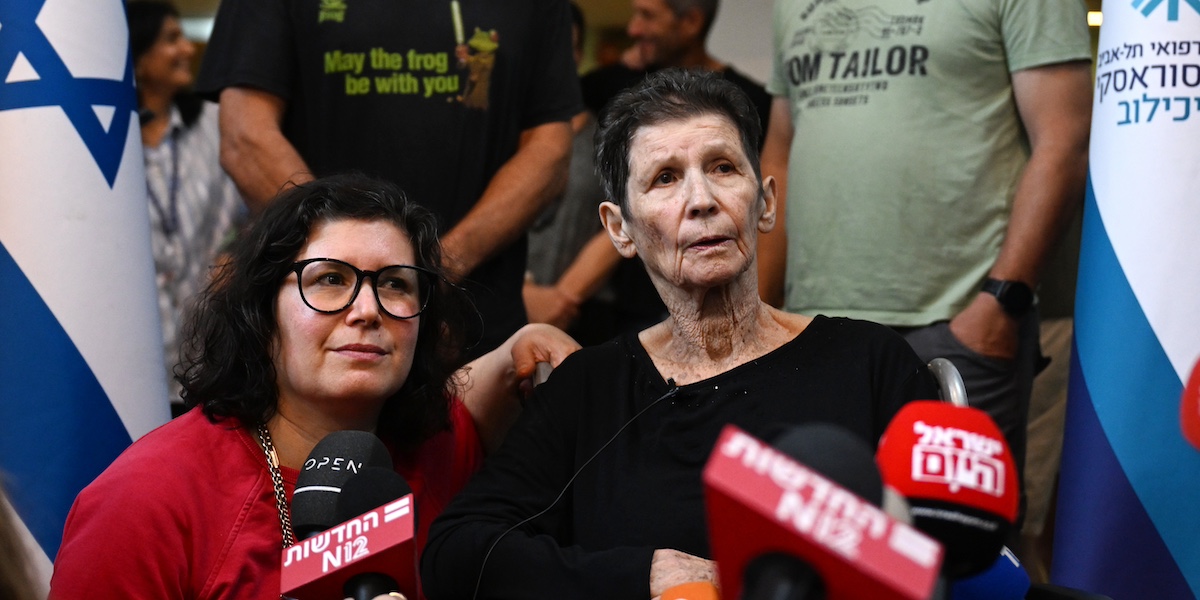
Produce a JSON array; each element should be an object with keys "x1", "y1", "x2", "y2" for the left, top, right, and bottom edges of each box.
[{"x1": 48, "y1": 173, "x2": 579, "y2": 600}]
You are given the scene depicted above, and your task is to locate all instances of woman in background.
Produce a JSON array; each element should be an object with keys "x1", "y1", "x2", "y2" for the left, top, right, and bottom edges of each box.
[{"x1": 128, "y1": 0, "x2": 246, "y2": 413}]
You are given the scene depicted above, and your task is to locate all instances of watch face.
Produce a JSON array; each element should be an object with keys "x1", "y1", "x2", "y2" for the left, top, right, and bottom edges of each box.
[
  {"x1": 1004, "y1": 283, "x2": 1033, "y2": 312},
  {"x1": 985, "y1": 279, "x2": 1033, "y2": 315},
  {"x1": 1008, "y1": 282, "x2": 1036, "y2": 309}
]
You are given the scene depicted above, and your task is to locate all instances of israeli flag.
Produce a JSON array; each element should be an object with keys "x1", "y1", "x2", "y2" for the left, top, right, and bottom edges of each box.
[
  {"x1": 1052, "y1": 2, "x2": 1200, "y2": 598},
  {"x1": 0, "y1": 0, "x2": 170, "y2": 591}
]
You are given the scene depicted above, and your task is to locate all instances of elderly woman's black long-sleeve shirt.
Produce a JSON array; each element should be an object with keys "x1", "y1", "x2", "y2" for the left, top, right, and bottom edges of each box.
[{"x1": 421, "y1": 316, "x2": 939, "y2": 599}]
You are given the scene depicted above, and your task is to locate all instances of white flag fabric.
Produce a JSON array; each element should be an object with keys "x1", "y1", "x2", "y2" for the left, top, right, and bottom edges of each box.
[
  {"x1": 1053, "y1": 1, "x2": 1200, "y2": 598},
  {"x1": 0, "y1": 0, "x2": 170, "y2": 590}
]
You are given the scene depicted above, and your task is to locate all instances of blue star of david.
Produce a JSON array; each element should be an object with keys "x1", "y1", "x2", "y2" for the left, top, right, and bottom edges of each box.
[
  {"x1": 0, "y1": 0, "x2": 137, "y2": 187},
  {"x1": 1133, "y1": 0, "x2": 1200, "y2": 20}
]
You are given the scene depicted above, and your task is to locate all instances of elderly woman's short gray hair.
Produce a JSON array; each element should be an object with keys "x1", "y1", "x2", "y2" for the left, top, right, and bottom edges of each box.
[{"x1": 593, "y1": 68, "x2": 764, "y2": 214}]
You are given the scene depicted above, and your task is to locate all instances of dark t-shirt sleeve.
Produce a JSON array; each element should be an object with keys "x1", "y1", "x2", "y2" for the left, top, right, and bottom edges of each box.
[
  {"x1": 421, "y1": 350, "x2": 654, "y2": 599},
  {"x1": 194, "y1": 0, "x2": 295, "y2": 101}
]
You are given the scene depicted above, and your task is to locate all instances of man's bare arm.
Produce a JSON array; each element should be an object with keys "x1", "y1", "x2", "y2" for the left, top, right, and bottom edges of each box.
[
  {"x1": 950, "y1": 61, "x2": 1092, "y2": 359},
  {"x1": 439, "y1": 120, "x2": 573, "y2": 279},
  {"x1": 218, "y1": 86, "x2": 313, "y2": 213},
  {"x1": 524, "y1": 230, "x2": 624, "y2": 328}
]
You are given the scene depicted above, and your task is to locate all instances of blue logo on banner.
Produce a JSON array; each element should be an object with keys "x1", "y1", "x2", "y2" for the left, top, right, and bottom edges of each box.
[
  {"x1": 0, "y1": 0, "x2": 136, "y2": 187},
  {"x1": 1133, "y1": 0, "x2": 1200, "y2": 20}
]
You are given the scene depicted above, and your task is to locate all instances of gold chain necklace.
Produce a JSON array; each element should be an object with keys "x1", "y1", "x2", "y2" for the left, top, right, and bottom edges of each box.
[{"x1": 256, "y1": 423, "x2": 296, "y2": 549}]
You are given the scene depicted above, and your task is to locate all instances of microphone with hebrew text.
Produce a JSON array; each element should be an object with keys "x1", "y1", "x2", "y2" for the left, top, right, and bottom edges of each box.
[
  {"x1": 875, "y1": 401, "x2": 1018, "y2": 579},
  {"x1": 704, "y1": 423, "x2": 943, "y2": 600},
  {"x1": 291, "y1": 430, "x2": 394, "y2": 540},
  {"x1": 282, "y1": 466, "x2": 416, "y2": 600}
]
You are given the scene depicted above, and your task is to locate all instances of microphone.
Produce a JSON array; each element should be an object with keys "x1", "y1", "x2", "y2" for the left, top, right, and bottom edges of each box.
[
  {"x1": 338, "y1": 467, "x2": 417, "y2": 600},
  {"x1": 946, "y1": 546, "x2": 1029, "y2": 600},
  {"x1": 661, "y1": 581, "x2": 721, "y2": 600},
  {"x1": 291, "y1": 430, "x2": 393, "y2": 540},
  {"x1": 703, "y1": 423, "x2": 943, "y2": 600},
  {"x1": 772, "y1": 424, "x2": 884, "y2": 504},
  {"x1": 282, "y1": 466, "x2": 417, "y2": 600},
  {"x1": 1181, "y1": 356, "x2": 1200, "y2": 451},
  {"x1": 875, "y1": 401, "x2": 1018, "y2": 578}
]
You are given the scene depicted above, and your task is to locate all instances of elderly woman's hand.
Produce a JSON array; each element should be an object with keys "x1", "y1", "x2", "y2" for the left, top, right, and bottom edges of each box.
[{"x1": 649, "y1": 549, "x2": 719, "y2": 599}]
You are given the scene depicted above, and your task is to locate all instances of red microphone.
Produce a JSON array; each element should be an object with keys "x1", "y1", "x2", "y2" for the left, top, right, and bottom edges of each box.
[
  {"x1": 661, "y1": 581, "x2": 721, "y2": 600},
  {"x1": 1180, "y1": 356, "x2": 1200, "y2": 450},
  {"x1": 704, "y1": 424, "x2": 943, "y2": 600},
  {"x1": 875, "y1": 400, "x2": 1018, "y2": 578},
  {"x1": 281, "y1": 467, "x2": 416, "y2": 600}
]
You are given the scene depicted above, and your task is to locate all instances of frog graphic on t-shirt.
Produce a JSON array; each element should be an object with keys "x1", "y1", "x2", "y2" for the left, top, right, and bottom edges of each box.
[{"x1": 456, "y1": 27, "x2": 498, "y2": 110}]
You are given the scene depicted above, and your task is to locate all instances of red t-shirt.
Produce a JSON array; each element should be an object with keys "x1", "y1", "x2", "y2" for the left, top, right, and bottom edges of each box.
[{"x1": 50, "y1": 403, "x2": 482, "y2": 600}]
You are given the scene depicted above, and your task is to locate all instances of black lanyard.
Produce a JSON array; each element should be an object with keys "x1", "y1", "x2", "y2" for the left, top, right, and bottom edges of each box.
[{"x1": 147, "y1": 128, "x2": 181, "y2": 236}]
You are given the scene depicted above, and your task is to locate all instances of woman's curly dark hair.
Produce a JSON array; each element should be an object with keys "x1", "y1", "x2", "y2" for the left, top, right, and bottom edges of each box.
[{"x1": 178, "y1": 173, "x2": 470, "y2": 451}]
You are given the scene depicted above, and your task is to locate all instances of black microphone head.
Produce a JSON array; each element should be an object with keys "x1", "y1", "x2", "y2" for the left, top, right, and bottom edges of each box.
[
  {"x1": 292, "y1": 430, "x2": 392, "y2": 539},
  {"x1": 336, "y1": 466, "x2": 413, "y2": 522},
  {"x1": 770, "y1": 422, "x2": 884, "y2": 507},
  {"x1": 909, "y1": 500, "x2": 1007, "y2": 579},
  {"x1": 742, "y1": 553, "x2": 824, "y2": 600}
]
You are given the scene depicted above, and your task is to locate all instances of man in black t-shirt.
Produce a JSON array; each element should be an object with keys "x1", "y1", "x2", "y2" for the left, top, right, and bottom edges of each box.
[{"x1": 196, "y1": 0, "x2": 582, "y2": 358}]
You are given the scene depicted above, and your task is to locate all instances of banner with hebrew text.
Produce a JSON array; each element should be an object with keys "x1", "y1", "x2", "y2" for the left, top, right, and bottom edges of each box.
[{"x1": 1053, "y1": 2, "x2": 1200, "y2": 598}]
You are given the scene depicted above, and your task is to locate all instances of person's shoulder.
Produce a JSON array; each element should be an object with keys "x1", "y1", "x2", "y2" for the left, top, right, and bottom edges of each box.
[
  {"x1": 531, "y1": 334, "x2": 642, "y2": 406},
  {"x1": 805, "y1": 315, "x2": 913, "y2": 352},
  {"x1": 53, "y1": 409, "x2": 264, "y2": 598},
  {"x1": 550, "y1": 332, "x2": 637, "y2": 375},
  {"x1": 808, "y1": 314, "x2": 898, "y2": 337},
  {"x1": 84, "y1": 409, "x2": 252, "y2": 496}
]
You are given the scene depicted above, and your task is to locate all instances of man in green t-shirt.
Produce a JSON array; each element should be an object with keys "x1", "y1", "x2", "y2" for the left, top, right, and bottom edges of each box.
[{"x1": 757, "y1": 0, "x2": 1093, "y2": 520}]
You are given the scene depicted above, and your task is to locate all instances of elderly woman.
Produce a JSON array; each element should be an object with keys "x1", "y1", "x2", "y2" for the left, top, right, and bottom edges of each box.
[
  {"x1": 420, "y1": 69, "x2": 940, "y2": 599},
  {"x1": 48, "y1": 174, "x2": 578, "y2": 600}
]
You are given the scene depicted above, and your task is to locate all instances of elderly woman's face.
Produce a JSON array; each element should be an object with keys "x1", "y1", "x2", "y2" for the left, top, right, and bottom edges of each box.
[
  {"x1": 616, "y1": 113, "x2": 766, "y2": 290},
  {"x1": 272, "y1": 218, "x2": 420, "y2": 417}
]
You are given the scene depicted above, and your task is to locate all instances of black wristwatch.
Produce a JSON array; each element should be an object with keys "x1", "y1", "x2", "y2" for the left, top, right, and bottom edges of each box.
[{"x1": 981, "y1": 278, "x2": 1033, "y2": 316}]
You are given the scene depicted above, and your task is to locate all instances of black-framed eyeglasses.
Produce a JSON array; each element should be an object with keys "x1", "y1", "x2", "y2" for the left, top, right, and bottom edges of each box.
[{"x1": 290, "y1": 258, "x2": 435, "y2": 320}]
